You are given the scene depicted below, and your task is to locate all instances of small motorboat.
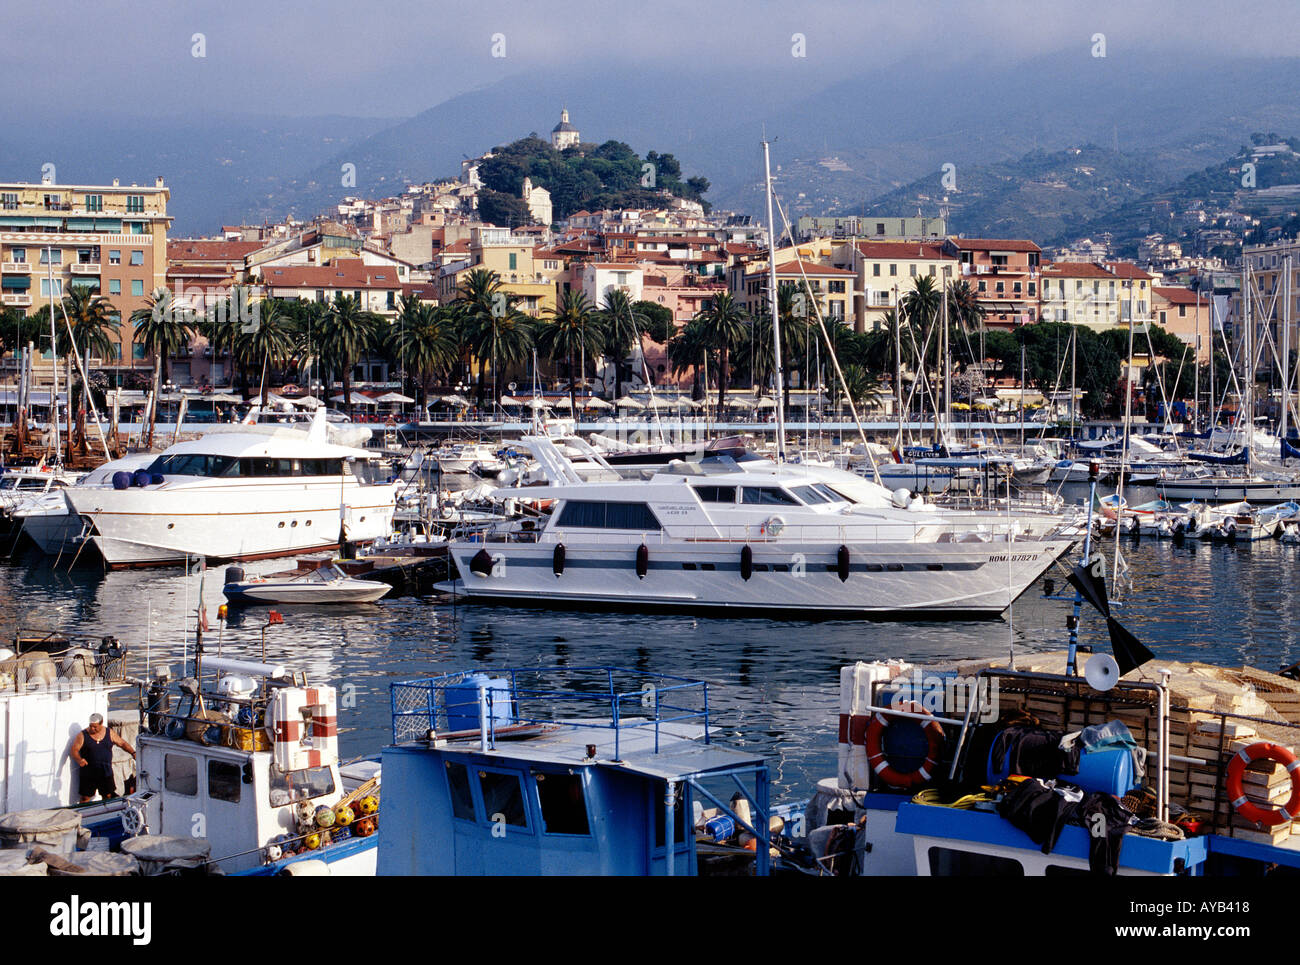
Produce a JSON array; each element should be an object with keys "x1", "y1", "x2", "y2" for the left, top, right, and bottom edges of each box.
[{"x1": 223, "y1": 562, "x2": 392, "y2": 605}]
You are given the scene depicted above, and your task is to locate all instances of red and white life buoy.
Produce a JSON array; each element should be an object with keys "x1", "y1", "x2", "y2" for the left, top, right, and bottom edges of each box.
[
  {"x1": 270, "y1": 686, "x2": 339, "y2": 771},
  {"x1": 1226, "y1": 741, "x2": 1300, "y2": 827},
  {"x1": 863, "y1": 700, "x2": 945, "y2": 790}
]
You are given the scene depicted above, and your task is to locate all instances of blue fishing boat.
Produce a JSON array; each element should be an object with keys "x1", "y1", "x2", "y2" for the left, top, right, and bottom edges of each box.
[{"x1": 378, "y1": 667, "x2": 790, "y2": 875}]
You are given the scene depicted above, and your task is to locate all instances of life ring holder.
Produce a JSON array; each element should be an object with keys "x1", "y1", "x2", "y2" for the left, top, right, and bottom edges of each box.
[
  {"x1": 864, "y1": 700, "x2": 945, "y2": 790},
  {"x1": 761, "y1": 515, "x2": 786, "y2": 538},
  {"x1": 1226, "y1": 741, "x2": 1300, "y2": 827}
]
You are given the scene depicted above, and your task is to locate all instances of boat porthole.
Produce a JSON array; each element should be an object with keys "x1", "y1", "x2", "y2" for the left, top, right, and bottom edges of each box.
[
  {"x1": 167, "y1": 523, "x2": 174, "y2": 529},
  {"x1": 305, "y1": 520, "x2": 311, "y2": 526},
  {"x1": 277, "y1": 522, "x2": 285, "y2": 528},
  {"x1": 291, "y1": 520, "x2": 298, "y2": 527},
  {"x1": 360, "y1": 516, "x2": 366, "y2": 522}
]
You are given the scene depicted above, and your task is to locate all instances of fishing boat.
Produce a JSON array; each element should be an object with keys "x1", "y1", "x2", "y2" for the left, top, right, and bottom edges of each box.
[
  {"x1": 222, "y1": 561, "x2": 392, "y2": 605},
  {"x1": 62, "y1": 408, "x2": 400, "y2": 568},
  {"x1": 379, "y1": 666, "x2": 790, "y2": 875}
]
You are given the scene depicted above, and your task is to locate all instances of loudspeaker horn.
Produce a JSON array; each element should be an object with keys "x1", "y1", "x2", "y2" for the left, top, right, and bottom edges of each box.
[{"x1": 1084, "y1": 653, "x2": 1121, "y2": 692}]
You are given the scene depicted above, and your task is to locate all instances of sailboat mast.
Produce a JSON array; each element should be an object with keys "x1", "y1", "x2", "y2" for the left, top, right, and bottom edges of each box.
[
  {"x1": 762, "y1": 139, "x2": 786, "y2": 462},
  {"x1": 46, "y1": 247, "x2": 60, "y2": 461},
  {"x1": 1283, "y1": 255, "x2": 1292, "y2": 447}
]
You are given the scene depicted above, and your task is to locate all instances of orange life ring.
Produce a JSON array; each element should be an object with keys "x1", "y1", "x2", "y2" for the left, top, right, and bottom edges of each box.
[
  {"x1": 864, "y1": 700, "x2": 945, "y2": 790},
  {"x1": 1226, "y1": 741, "x2": 1300, "y2": 827}
]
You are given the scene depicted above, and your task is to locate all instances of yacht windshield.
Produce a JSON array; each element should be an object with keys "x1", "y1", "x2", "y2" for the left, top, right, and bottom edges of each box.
[{"x1": 146, "y1": 454, "x2": 346, "y2": 477}]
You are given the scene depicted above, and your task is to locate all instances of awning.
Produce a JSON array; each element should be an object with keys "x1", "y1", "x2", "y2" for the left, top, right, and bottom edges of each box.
[
  {"x1": 95, "y1": 219, "x2": 122, "y2": 231},
  {"x1": 2, "y1": 276, "x2": 31, "y2": 290},
  {"x1": 374, "y1": 392, "x2": 414, "y2": 404},
  {"x1": 330, "y1": 392, "x2": 377, "y2": 405},
  {"x1": 66, "y1": 218, "x2": 96, "y2": 231}
]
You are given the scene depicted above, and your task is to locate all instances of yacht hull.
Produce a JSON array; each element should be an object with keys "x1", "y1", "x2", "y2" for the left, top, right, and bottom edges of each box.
[{"x1": 447, "y1": 538, "x2": 1073, "y2": 618}]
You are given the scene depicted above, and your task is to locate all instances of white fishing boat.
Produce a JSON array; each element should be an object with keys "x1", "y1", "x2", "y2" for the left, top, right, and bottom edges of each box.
[
  {"x1": 62, "y1": 408, "x2": 400, "y2": 568},
  {"x1": 223, "y1": 561, "x2": 392, "y2": 605}
]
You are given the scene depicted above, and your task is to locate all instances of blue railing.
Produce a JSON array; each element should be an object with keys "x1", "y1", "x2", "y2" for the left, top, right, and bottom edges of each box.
[{"x1": 390, "y1": 666, "x2": 710, "y2": 760}]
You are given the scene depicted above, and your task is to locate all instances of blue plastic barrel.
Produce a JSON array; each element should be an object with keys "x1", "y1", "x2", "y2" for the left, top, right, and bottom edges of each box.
[
  {"x1": 987, "y1": 742, "x2": 1135, "y2": 795},
  {"x1": 704, "y1": 815, "x2": 735, "y2": 843},
  {"x1": 443, "y1": 675, "x2": 513, "y2": 733}
]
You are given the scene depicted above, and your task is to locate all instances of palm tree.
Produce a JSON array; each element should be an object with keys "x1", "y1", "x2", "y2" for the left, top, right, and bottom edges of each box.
[
  {"x1": 235, "y1": 299, "x2": 299, "y2": 407},
  {"x1": 318, "y1": 293, "x2": 382, "y2": 419},
  {"x1": 454, "y1": 268, "x2": 533, "y2": 407},
  {"x1": 199, "y1": 284, "x2": 258, "y2": 392},
  {"x1": 831, "y1": 363, "x2": 883, "y2": 414},
  {"x1": 387, "y1": 303, "x2": 459, "y2": 411},
  {"x1": 667, "y1": 317, "x2": 715, "y2": 402},
  {"x1": 131, "y1": 287, "x2": 196, "y2": 445},
  {"x1": 598, "y1": 289, "x2": 648, "y2": 399},
  {"x1": 693, "y1": 291, "x2": 750, "y2": 414},
  {"x1": 57, "y1": 287, "x2": 119, "y2": 453},
  {"x1": 538, "y1": 289, "x2": 603, "y2": 412},
  {"x1": 947, "y1": 279, "x2": 987, "y2": 369}
]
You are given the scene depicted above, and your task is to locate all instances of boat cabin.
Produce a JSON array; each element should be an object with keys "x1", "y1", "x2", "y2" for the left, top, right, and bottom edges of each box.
[
  {"x1": 131, "y1": 655, "x2": 378, "y2": 874},
  {"x1": 380, "y1": 668, "x2": 778, "y2": 875}
]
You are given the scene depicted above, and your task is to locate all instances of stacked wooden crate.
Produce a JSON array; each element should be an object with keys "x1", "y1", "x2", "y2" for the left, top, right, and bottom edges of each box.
[{"x1": 1186, "y1": 721, "x2": 1293, "y2": 844}]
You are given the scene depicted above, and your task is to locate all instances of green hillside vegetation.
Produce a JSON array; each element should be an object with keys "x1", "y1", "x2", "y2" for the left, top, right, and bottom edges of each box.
[{"x1": 475, "y1": 136, "x2": 711, "y2": 226}]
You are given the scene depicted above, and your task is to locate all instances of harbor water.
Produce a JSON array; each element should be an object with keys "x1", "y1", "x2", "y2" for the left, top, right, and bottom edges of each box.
[{"x1": 3, "y1": 521, "x2": 1298, "y2": 802}]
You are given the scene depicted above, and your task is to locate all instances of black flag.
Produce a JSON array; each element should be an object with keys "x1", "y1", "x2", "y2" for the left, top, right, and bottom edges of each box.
[
  {"x1": 1068, "y1": 552, "x2": 1154, "y2": 676},
  {"x1": 1106, "y1": 616, "x2": 1155, "y2": 676},
  {"x1": 1066, "y1": 553, "x2": 1110, "y2": 616}
]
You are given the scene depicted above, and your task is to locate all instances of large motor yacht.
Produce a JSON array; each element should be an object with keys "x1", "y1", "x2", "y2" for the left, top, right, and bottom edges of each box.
[
  {"x1": 445, "y1": 437, "x2": 1074, "y2": 619},
  {"x1": 63, "y1": 409, "x2": 400, "y2": 568}
]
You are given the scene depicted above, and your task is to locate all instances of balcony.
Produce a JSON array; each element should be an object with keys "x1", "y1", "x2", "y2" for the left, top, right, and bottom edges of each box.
[
  {"x1": 2, "y1": 293, "x2": 32, "y2": 307},
  {"x1": 69, "y1": 262, "x2": 101, "y2": 275},
  {"x1": 1, "y1": 262, "x2": 31, "y2": 274}
]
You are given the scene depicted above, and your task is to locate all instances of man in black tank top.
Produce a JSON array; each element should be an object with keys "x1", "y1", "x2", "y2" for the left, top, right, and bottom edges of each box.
[{"x1": 70, "y1": 713, "x2": 136, "y2": 803}]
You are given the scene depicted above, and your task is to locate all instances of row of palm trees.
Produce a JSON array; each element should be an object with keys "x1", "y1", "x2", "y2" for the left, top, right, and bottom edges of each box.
[{"x1": 2, "y1": 269, "x2": 990, "y2": 427}]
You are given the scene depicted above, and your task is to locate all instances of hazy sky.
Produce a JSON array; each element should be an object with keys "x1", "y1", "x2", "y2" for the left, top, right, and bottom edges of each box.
[{"x1": 9, "y1": 0, "x2": 1300, "y2": 121}]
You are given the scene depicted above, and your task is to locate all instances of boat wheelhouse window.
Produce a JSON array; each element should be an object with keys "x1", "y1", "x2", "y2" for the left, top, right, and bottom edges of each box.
[
  {"x1": 268, "y1": 765, "x2": 335, "y2": 806},
  {"x1": 146, "y1": 454, "x2": 345, "y2": 478},
  {"x1": 478, "y1": 770, "x2": 528, "y2": 828},
  {"x1": 208, "y1": 760, "x2": 241, "y2": 803},
  {"x1": 556, "y1": 500, "x2": 662, "y2": 531},
  {"x1": 692, "y1": 485, "x2": 737, "y2": 504},
  {"x1": 534, "y1": 771, "x2": 590, "y2": 836},
  {"x1": 927, "y1": 847, "x2": 1024, "y2": 876},
  {"x1": 444, "y1": 761, "x2": 476, "y2": 821},
  {"x1": 164, "y1": 753, "x2": 198, "y2": 797},
  {"x1": 741, "y1": 486, "x2": 799, "y2": 506},
  {"x1": 791, "y1": 485, "x2": 831, "y2": 505},
  {"x1": 813, "y1": 483, "x2": 846, "y2": 502}
]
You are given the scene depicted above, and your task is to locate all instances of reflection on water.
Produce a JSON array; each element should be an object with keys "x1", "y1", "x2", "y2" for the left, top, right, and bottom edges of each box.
[{"x1": 4, "y1": 535, "x2": 1300, "y2": 799}]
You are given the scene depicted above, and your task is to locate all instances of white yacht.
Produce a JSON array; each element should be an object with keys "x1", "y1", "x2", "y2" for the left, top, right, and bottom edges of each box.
[
  {"x1": 63, "y1": 410, "x2": 400, "y2": 568},
  {"x1": 445, "y1": 437, "x2": 1074, "y2": 619}
]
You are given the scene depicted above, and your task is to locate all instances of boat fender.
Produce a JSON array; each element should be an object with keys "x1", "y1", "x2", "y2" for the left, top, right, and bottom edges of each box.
[
  {"x1": 553, "y1": 543, "x2": 566, "y2": 577},
  {"x1": 864, "y1": 700, "x2": 945, "y2": 790},
  {"x1": 836, "y1": 544, "x2": 851, "y2": 582},
  {"x1": 112, "y1": 471, "x2": 132, "y2": 490},
  {"x1": 469, "y1": 548, "x2": 494, "y2": 578},
  {"x1": 224, "y1": 566, "x2": 245, "y2": 586},
  {"x1": 636, "y1": 543, "x2": 649, "y2": 579},
  {"x1": 1226, "y1": 742, "x2": 1300, "y2": 827},
  {"x1": 740, "y1": 544, "x2": 753, "y2": 581},
  {"x1": 132, "y1": 470, "x2": 152, "y2": 488}
]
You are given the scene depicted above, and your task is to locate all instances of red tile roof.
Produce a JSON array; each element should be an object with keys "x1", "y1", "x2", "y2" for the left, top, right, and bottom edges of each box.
[
  {"x1": 853, "y1": 241, "x2": 950, "y2": 260},
  {"x1": 1104, "y1": 261, "x2": 1154, "y2": 280},
  {"x1": 168, "y1": 239, "x2": 261, "y2": 262},
  {"x1": 263, "y1": 259, "x2": 402, "y2": 289},
  {"x1": 1042, "y1": 262, "x2": 1115, "y2": 279},
  {"x1": 1154, "y1": 286, "x2": 1203, "y2": 305}
]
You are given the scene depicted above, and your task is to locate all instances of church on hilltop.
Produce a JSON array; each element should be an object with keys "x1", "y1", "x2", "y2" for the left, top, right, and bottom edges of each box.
[{"x1": 551, "y1": 108, "x2": 580, "y2": 150}]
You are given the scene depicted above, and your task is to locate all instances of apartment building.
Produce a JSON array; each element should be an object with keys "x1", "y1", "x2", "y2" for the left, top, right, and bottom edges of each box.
[
  {"x1": 832, "y1": 240, "x2": 959, "y2": 333},
  {"x1": 1, "y1": 177, "x2": 171, "y2": 368},
  {"x1": 734, "y1": 260, "x2": 855, "y2": 327},
  {"x1": 436, "y1": 227, "x2": 561, "y2": 317},
  {"x1": 941, "y1": 238, "x2": 1042, "y2": 329}
]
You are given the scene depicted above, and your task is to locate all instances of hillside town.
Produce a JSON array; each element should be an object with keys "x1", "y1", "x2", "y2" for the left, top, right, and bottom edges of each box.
[{"x1": 0, "y1": 109, "x2": 1294, "y2": 428}]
